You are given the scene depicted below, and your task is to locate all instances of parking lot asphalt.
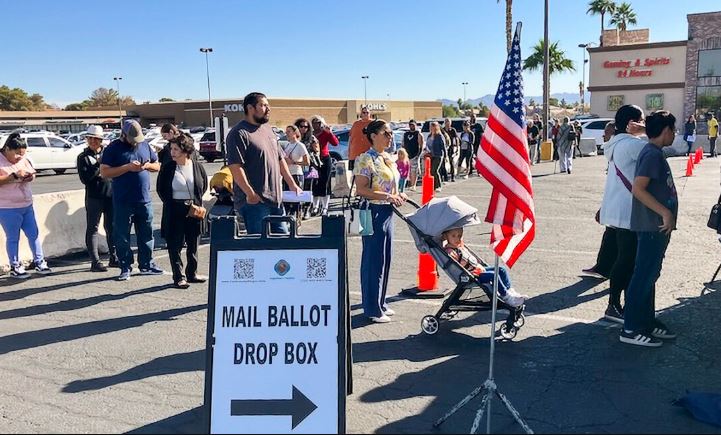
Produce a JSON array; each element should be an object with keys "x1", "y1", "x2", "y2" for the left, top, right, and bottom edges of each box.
[{"x1": 1, "y1": 155, "x2": 720, "y2": 434}]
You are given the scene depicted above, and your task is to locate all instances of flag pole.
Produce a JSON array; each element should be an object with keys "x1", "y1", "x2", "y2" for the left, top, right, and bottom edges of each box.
[{"x1": 433, "y1": 21, "x2": 534, "y2": 435}]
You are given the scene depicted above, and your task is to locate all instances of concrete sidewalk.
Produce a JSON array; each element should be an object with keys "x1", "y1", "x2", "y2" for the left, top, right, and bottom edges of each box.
[{"x1": 1, "y1": 155, "x2": 720, "y2": 433}]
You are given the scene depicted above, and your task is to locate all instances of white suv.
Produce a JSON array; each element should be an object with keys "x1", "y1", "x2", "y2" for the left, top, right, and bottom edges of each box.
[{"x1": 0, "y1": 133, "x2": 84, "y2": 174}]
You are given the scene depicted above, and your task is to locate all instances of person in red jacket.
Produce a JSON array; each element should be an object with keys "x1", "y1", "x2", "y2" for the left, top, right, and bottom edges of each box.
[{"x1": 311, "y1": 115, "x2": 339, "y2": 215}]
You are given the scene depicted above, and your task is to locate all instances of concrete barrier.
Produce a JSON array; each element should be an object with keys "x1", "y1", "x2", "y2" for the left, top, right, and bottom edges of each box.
[
  {"x1": 0, "y1": 189, "x2": 101, "y2": 271},
  {"x1": 0, "y1": 179, "x2": 216, "y2": 271}
]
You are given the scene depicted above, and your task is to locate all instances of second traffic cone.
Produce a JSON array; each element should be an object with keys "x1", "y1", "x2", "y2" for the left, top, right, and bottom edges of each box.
[
  {"x1": 417, "y1": 157, "x2": 439, "y2": 291},
  {"x1": 694, "y1": 147, "x2": 702, "y2": 164},
  {"x1": 686, "y1": 155, "x2": 694, "y2": 177}
]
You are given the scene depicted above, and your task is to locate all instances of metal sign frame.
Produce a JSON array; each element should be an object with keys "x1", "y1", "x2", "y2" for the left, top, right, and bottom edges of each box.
[{"x1": 204, "y1": 215, "x2": 348, "y2": 434}]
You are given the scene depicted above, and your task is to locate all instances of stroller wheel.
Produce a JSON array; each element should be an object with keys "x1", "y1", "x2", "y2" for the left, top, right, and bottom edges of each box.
[
  {"x1": 421, "y1": 315, "x2": 440, "y2": 335},
  {"x1": 514, "y1": 314, "x2": 525, "y2": 328},
  {"x1": 499, "y1": 324, "x2": 517, "y2": 340}
]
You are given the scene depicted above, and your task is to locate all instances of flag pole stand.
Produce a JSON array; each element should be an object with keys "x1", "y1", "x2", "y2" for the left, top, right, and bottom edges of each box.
[{"x1": 433, "y1": 255, "x2": 533, "y2": 434}]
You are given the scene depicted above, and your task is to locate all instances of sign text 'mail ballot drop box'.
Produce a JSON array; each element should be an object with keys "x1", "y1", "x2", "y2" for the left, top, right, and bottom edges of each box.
[{"x1": 204, "y1": 215, "x2": 349, "y2": 434}]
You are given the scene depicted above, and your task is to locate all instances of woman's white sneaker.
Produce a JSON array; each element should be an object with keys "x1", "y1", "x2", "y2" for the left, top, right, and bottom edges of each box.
[
  {"x1": 369, "y1": 315, "x2": 391, "y2": 323},
  {"x1": 34, "y1": 260, "x2": 52, "y2": 275},
  {"x1": 9, "y1": 265, "x2": 30, "y2": 279}
]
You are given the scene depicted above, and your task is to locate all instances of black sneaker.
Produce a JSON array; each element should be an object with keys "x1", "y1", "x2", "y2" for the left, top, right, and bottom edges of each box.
[
  {"x1": 604, "y1": 304, "x2": 624, "y2": 324},
  {"x1": 650, "y1": 321, "x2": 677, "y2": 340},
  {"x1": 91, "y1": 262, "x2": 108, "y2": 272},
  {"x1": 108, "y1": 257, "x2": 120, "y2": 268},
  {"x1": 619, "y1": 330, "x2": 663, "y2": 348}
]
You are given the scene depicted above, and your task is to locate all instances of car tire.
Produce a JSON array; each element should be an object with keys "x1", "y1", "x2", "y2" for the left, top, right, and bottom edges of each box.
[{"x1": 53, "y1": 169, "x2": 67, "y2": 175}]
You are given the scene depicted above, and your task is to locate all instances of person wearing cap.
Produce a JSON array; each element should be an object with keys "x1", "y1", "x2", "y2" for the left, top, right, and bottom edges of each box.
[
  {"x1": 77, "y1": 125, "x2": 117, "y2": 272},
  {"x1": 348, "y1": 106, "x2": 373, "y2": 170},
  {"x1": 100, "y1": 119, "x2": 164, "y2": 281}
]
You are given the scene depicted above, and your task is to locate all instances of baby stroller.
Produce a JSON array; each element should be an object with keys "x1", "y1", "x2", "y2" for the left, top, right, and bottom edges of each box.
[{"x1": 393, "y1": 196, "x2": 526, "y2": 339}]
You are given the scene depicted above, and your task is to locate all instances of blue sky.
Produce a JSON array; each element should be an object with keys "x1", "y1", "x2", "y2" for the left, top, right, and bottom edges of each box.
[{"x1": 3, "y1": 0, "x2": 719, "y2": 106}]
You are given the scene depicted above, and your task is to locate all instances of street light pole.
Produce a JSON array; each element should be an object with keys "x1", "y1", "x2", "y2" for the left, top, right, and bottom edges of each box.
[
  {"x1": 113, "y1": 77, "x2": 123, "y2": 123},
  {"x1": 461, "y1": 82, "x2": 468, "y2": 105},
  {"x1": 578, "y1": 43, "x2": 594, "y2": 114},
  {"x1": 361, "y1": 75, "x2": 369, "y2": 106},
  {"x1": 200, "y1": 48, "x2": 214, "y2": 128}
]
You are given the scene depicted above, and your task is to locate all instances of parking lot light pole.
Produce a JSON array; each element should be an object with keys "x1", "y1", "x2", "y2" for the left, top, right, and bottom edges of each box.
[
  {"x1": 361, "y1": 75, "x2": 369, "y2": 106},
  {"x1": 462, "y1": 82, "x2": 468, "y2": 109},
  {"x1": 200, "y1": 48, "x2": 214, "y2": 128},
  {"x1": 113, "y1": 77, "x2": 122, "y2": 123},
  {"x1": 578, "y1": 43, "x2": 594, "y2": 114}
]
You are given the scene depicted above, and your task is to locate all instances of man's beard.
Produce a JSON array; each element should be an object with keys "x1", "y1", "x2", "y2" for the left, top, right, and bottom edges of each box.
[{"x1": 253, "y1": 112, "x2": 270, "y2": 124}]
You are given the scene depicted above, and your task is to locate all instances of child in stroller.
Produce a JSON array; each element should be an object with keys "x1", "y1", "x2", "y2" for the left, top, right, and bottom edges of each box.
[{"x1": 442, "y1": 227, "x2": 527, "y2": 307}]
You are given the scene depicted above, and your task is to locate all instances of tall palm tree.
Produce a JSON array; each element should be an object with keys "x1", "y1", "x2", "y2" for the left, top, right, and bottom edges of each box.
[
  {"x1": 609, "y1": 2, "x2": 637, "y2": 32},
  {"x1": 586, "y1": 0, "x2": 616, "y2": 46},
  {"x1": 497, "y1": 0, "x2": 513, "y2": 53},
  {"x1": 523, "y1": 40, "x2": 576, "y2": 75}
]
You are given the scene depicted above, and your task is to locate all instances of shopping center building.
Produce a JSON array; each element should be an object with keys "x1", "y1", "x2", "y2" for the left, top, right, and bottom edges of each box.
[
  {"x1": 126, "y1": 97, "x2": 441, "y2": 128},
  {"x1": 587, "y1": 11, "x2": 721, "y2": 135}
]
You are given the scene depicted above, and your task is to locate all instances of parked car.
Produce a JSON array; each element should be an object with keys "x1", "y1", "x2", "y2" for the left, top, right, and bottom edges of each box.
[
  {"x1": 198, "y1": 130, "x2": 222, "y2": 163},
  {"x1": 421, "y1": 117, "x2": 487, "y2": 143},
  {"x1": 578, "y1": 118, "x2": 613, "y2": 153},
  {"x1": 0, "y1": 133, "x2": 83, "y2": 174}
]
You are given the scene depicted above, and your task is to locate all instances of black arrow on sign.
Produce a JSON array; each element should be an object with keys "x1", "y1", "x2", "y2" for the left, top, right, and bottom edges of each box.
[{"x1": 230, "y1": 385, "x2": 318, "y2": 429}]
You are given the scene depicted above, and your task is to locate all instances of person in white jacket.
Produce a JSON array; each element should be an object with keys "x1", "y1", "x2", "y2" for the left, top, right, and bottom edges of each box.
[{"x1": 598, "y1": 105, "x2": 647, "y2": 324}]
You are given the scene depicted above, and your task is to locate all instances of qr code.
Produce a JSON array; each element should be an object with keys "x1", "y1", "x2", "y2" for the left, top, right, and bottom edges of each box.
[
  {"x1": 234, "y1": 259, "x2": 254, "y2": 280},
  {"x1": 306, "y1": 258, "x2": 327, "y2": 279}
]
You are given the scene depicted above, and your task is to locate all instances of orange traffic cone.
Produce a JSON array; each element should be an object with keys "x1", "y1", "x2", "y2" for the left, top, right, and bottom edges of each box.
[
  {"x1": 698, "y1": 147, "x2": 704, "y2": 162},
  {"x1": 694, "y1": 148, "x2": 701, "y2": 164},
  {"x1": 686, "y1": 155, "x2": 695, "y2": 177},
  {"x1": 417, "y1": 157, "x2": 439, "y2": 291}
]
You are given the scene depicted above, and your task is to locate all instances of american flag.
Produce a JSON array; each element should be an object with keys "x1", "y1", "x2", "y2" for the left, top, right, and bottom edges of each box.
[{"x1": 475, "y1": 24, "x2": 535, "y2": 268}]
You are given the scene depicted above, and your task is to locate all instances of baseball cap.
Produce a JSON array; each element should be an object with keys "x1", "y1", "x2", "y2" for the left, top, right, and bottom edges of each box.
[
  {"x1": 122, "y1": 120, "x2": 145, "y2": 144},
  {"x1": 85, "y1": 125, "x2": 104, "y2": 139}
]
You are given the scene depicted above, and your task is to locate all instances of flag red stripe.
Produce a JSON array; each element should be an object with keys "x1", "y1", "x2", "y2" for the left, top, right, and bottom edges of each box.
[
  {"x1": 478, "y1": 164, "x2": 535, "y2": 224},
  {"x1": 486, "y1": 115, "x2": 528, "y2": 158},
  {"x1": 480, "y1": 135, "x2": 533, "y2": 196}
]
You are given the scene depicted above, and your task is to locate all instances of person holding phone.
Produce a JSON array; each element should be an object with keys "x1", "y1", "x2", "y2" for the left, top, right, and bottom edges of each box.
[
  {"x1": 100, "y1": 120, "x2": 164, "y2": 281},
  {"x1": 0, "y1": 133, "x2": 51, "y2": 278}
]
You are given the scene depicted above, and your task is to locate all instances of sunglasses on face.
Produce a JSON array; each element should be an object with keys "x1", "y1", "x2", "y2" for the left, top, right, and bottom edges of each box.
[
  {"x1": 300, "y1": 125, "x2": 310, "y2": 129},
  {"x1": 381, "y1": 130, "x2": 392, "y2": 138},
  {"x1": 361, "y1": 111, "x2": 370, "y2": 115}
]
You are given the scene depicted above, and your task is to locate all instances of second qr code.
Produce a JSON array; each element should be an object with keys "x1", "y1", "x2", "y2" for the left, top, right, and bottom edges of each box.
[{"x1": 306, "y1": 258, "x2": 327, "y2": 279}]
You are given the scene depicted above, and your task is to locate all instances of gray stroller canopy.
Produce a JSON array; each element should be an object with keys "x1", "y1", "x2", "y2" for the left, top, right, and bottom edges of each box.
[{"x1": 406, "y1": 196, "x2": 482, "y2": 253}]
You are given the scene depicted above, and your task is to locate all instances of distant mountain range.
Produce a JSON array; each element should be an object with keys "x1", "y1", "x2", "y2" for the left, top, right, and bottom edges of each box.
[{"x1": 439, "y1": 92, "x2": 581, "y2": 107}]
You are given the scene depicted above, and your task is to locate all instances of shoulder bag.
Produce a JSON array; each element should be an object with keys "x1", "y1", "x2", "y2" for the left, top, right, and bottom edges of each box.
[
  {"x1": 707, "y1": 193, "x2": 721, "y2": 232},
  {"x1": 176, "y1": 165, "x2": 207, "y2": 220}
]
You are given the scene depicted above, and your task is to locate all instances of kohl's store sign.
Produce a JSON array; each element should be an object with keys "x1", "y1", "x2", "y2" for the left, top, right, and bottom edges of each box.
[
  {"x1": 224, "y1": 103, "x2": 245, "y2": 112},
  {"x1": 362, "y1": 103, "x2": 387, "y2": 112}
]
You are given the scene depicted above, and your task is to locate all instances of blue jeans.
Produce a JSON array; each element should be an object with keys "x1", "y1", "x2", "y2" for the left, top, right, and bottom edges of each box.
[
  {"x1": 113, "y1": 201, "x2": 155, "y2": 271},
  {"x1": 624, "y1": 232, "x2": 670, "y2": 332},
  {"x1": 477, "y1": 265, "x2": 512, "y2": 297},
  {"x1": 360, "y1": 204, "x2": 394, "y2": 318},
  {"x1": 0, "y1": 205, "x2": 44, "y2": 267},
  {"x1": 240, "y1": 203, "x2": 288, "y2": 235}
]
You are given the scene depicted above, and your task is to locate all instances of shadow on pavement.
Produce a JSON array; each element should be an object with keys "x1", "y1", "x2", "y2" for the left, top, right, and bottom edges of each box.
[
  {"x1": 0, "y1": 276, "x2": 118, "y2": 302},
  {"x1": 0, "y1": 304, "x2": 206, "y2": 356},
  {"x1": 354, "y1": 287, "x2": 721, "y2": 434},
  {"x1": 0, "y1": 283, "x2": 174, "y2": 320},
  {"x1": 127, "y1": 406, "x2": 205, "y2": 434},
  {"x1": 64, "y1": 349, "x2": 204, "y2": 393}
]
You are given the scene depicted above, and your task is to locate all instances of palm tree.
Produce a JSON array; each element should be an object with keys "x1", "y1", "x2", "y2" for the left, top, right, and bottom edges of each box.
[
  {"x1": 586, "y1": 0, "x2": 616, "y2": 46},
  {"x1": 609, "y1": 2, "x2": 637, "y2": 32},
  {"x1": 497, "y1": 0, "x2": 513, "y2": 53},
  {"x1": 523, "y1": 40, "x2": 576, "y2": 75}
]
